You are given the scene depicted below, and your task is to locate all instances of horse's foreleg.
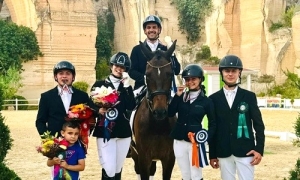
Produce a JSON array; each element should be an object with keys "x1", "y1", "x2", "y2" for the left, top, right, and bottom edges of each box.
[
  {"x1": 138, "y1": 155, "x2": 152, "y2": 180},
  {"x1": 150, "y1": 161, "x2": 157, "y2": 176},
  {"x1": 161, "y1": 156, "x2": 176, "y2": 180}
]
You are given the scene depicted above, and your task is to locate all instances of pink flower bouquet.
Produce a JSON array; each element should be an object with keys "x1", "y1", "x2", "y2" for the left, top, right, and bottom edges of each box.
[{"x1": 90, "y1": 86, "x2": 119, "y2": 108}]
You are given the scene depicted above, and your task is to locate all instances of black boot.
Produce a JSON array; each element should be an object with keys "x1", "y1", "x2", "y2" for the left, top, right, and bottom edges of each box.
[
  {"x1": 115, "y1": 171, "x2": 122, "y2": 180},
  {"x1": 102, "y1": 168, "x2": 115, "y2": 180}
]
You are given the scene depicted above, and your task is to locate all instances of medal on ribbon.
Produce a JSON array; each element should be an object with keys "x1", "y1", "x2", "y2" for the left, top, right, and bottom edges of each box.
[
  {"x1": 237, "y1": 102, "x2": 250, "y2": 139},
  {"x1": 195, "y1": 129, "x2": 209, "y2": 168},
  {"x1": 103, "y1": 108, "x2": 118, "y2": 142}
]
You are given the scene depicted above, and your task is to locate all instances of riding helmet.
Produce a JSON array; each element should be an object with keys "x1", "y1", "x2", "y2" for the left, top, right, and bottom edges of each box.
[
  {"x1": 182, "y1": 64, "x2": 205, "y2": 82},
  {"x1": 143, "y1": 15, "x2": 162, "y2": 30},
  {"x1": 53, "y1": 61, "x2": 76, "y2": 75},
  {"x1": 219, "y1": 55, "x2": 243, "y2": 73},
  {"x1": 110, "y1": 52, "x2": 131, "y2": 72}
]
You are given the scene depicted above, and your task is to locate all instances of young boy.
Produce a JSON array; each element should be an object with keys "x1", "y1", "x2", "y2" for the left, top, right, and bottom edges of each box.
[{"x1": 47, "y1": 121, "x2": 86, "y2": 180}]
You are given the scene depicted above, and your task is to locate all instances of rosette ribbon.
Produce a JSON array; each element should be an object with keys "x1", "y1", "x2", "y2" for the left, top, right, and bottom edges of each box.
[
  {"x1": 103, "y1": 108, "x2": 118, "y2": 142},
  {"x1": 195, "y1": 129, "x2": 209, "y2": 168},
  {"x1": 188, "y1": 132, "x2": 199, "y2": 168},
  {"x1": 53, "y1": 151, "x2": 71, "y2": 180},
  {"x1": 237, "y1": 102, "x2": 250, "y2": 139}
]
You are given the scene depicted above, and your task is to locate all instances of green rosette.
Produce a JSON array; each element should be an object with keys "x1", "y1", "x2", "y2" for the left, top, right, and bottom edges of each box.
[{"x1": 237, "y1": 102, "x2": 250, "y2": 139}]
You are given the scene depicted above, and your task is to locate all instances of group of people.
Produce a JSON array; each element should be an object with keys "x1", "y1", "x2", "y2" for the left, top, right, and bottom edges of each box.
[{"x1": 35, "y1": 15, "x2": 265, "y2": 180}]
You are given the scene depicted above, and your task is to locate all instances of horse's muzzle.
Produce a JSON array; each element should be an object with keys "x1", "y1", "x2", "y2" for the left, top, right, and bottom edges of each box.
[{"x1": 153, "y1": 108, "x2": 167, "y2": 120}]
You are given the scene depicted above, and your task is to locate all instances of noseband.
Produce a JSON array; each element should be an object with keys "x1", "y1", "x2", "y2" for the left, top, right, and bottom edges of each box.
[{"x1": 146, "y1": 61, "x2": 172, "y2": 112}]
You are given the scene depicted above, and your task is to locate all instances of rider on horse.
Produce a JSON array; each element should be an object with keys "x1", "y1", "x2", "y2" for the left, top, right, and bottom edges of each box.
[{"x1": 128, "y1": 15, "x2": 181, "y2": 103}]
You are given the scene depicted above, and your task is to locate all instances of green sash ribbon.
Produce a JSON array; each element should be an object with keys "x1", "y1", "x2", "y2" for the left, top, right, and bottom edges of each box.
[{"x1": 237, "y1": 102, "x2": 250, "y2": 139}]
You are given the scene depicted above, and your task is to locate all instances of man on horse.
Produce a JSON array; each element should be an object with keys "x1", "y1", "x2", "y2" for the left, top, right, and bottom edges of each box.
[{"x1": 128, "y1": 15, "x2": 181, "y2": 101}]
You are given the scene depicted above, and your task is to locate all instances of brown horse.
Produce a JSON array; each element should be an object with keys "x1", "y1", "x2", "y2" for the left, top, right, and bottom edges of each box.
[{"x1": 131, "y1": 40, "x2": 177, "y2": 180}]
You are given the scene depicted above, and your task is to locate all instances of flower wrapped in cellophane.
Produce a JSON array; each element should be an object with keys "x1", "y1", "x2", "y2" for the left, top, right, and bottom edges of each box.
[
  {"x1": 36, "y1": 131, "x2": 71, "y2": 179},
  {"x1": 90, "y1": 86, "x2": 119, "y2": 108},
  {"x1": 36, "y1": 131, "x2": 69, "y2": 159},
  {"x1": 66, "y1": 104, "x2": 96, "y2": 154},
  {"x1": 66, "y1": 104, "x2": 94, "y2": 121}
]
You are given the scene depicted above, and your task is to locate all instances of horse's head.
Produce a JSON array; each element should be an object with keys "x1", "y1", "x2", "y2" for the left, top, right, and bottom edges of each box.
[{"x1": 139, "y1": 40, "x2": 177, "y2": 120}]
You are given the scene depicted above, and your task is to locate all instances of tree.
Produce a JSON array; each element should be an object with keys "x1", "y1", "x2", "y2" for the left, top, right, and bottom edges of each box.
[
  {"x1": 0, "y1": 84, "x2": 21, "y2": 179},
  {"x1": 0, "y1": 19, "x2": 42, "y2": 75},
  {"x1": 284, "y1": 114, "x2": 300, "y2": 179},
  {"x1": 0, "y1": 67, "x2": 22, "y2": 99},
  {"x1": 95, "y1": 10, "x2": 115, "y2": 80}
]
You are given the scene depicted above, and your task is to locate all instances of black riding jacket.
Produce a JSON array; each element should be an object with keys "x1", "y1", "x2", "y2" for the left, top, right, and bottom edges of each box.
[
  {"x1": 91, "y1": 79, "x2": 136, "y2": 138},
  {"x1": 168, "y1": 93, "x2": 217, "y2": 144},
  {"x1": 129, "y1": 40, "x2": 181, "y2": 90}
]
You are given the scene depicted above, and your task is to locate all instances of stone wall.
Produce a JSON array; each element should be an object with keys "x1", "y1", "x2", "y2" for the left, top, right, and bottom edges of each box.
[{"x1": 4, "y1": 0, "x2": 97, "y2": 99}]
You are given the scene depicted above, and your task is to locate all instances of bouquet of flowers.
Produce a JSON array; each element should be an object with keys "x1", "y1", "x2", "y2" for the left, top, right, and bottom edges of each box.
[
  {"x1": 90, "y1": 86, "x2": 119, "y2": 108},
  {"x1": 66, "y1": 104, "x2": 95, "y2": 154},
  {"x1": 36, "y1": 131, "x2": 71, "y2": 179},
  {"x1": 36, "y1": 131, "x2": 69, "y2": 159},
  {"x1": 66, "y1": 104, "x2": 94, "y2": 121}
]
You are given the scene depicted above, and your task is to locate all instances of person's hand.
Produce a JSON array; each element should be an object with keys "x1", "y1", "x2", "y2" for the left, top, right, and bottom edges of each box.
[
  {"x1": 122, "y1": 72, "x2": 130, "y2": 87},
  {"x1": 210, "y1": 159, "x2": 219, "y2": 169},
  {"x1": 176, "y1": 86, "x2": 186, "y2": 96},
  {"x1": 99, "y1": 108, "x2": 107, "y2": 115},
  {"x1": 52, "y1": 157, "x2": 61, "y2": 165},
  {"x1": 247, "y1": 150, "x2": 262, "y2": 165},
  {"x1": 60, "y1": 160, "x2": 69, "y2": 169}
]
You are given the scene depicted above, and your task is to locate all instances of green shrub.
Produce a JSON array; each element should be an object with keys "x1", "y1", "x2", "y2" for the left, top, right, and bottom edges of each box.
[
  {"x1": 269, "y1": 22, "x2": 284, "y2": 32},
  {"x1": 0, "y1": 114, "x2": 12, "y2": 162},
  {"x1": 0, "y1": 162, "x2": 21, "y2": 180},
  {"x1": 73, "y1": 81, "x2": 89, "y2": 92},
  {"x1": 5, "y1": 95, "x2": 28, "y2": 110},
  {"x1": 96, "y1": 59, "x2": 110, "y2": 80}
]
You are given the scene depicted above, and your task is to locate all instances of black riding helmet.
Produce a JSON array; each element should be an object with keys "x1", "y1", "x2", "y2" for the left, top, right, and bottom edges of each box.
[
  {"x1": 219, "y1": 55, "x2": 243, "y2": 87},
  {"x1": 110, "y1": 52, "x2": 131, "y2": 72},
  {"x1": 182, "y1": 64, "x2": 205, "y2": 82},
  {"x1": 219, "y1": 55, "x2": 243, "y2": 72},
  {"x1": 53, "y1": 61, "x2": 76, "y2": 75},
  {"x1": 143, "y1": 15, "x2": 162, "y2": 30}
]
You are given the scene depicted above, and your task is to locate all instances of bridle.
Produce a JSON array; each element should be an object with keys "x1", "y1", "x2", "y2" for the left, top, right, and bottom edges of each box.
[{"x1": 146, "y1": 61, "x2": 172, "y2": 112}]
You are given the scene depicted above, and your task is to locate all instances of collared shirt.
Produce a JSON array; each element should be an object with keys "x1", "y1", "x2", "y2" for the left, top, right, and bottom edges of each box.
[
  {"x1": 146, "y1": 40, "x2": 159, "y2": 52},
  {"x1": 223, "y1": 86, "x2": 238, "y2": 108},
  {"x1": 58, "y1": 86, "x2": 73, "y2": 113}
]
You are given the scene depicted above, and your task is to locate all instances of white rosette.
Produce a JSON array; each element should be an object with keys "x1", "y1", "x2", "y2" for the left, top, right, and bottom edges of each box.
[{"x1": 195, "y1": 129, "x2": 209, "y2": 168}]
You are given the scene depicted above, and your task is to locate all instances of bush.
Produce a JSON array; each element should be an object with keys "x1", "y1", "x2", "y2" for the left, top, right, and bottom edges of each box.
[
  {"x1": 5, "y1": 95, "x2": 28, "y2": 110},
  {"x1": 269, "y1": 22, "x2": 284, "y2": 32},
  {"x1": 0, "y1": 113, "x2": 12, "y2": 162},
  {"x1": 73, "y1": 81, "x2": 89, "y2": 92},
  {"x1": 0, "y1": 162, "x2": 21, "y2": 180}
]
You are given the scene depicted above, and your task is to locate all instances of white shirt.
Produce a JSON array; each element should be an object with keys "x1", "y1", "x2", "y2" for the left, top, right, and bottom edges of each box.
[
  {"x1": 146, "y1": 40, "x2": 159, "y2": 52},
  {"x1": 58, "y1": 86, "x2": 73, "y2": 113},
  {"x1": 109, "y1": 75, "x2": 121, "y2": 90},
  {"x1": 223, "y1": 86, "x2": 237, "y2": 108}
]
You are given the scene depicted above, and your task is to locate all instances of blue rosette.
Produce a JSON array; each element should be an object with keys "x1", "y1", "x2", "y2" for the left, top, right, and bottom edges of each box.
[
  {"x1": 103, "y1": 108, "x2": 118, "y2": 142},
  {"x1": 195, "y1": 129, "x2": 209, "y2": 168}
]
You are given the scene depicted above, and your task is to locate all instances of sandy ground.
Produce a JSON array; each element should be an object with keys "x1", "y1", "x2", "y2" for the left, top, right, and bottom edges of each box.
[{"x1": 2, "y1": 109, "x2": 300, "y2": 180}]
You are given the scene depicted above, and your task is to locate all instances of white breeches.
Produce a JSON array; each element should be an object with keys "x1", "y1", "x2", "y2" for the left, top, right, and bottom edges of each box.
[
  {"x1": 173, "y1": 140, "x2": 203, "y2": 180},
  {"x1": 218, "y1": 155, "x2": 254, "y2": 180},
  {"x1": 96, "y1": 137, "x2": 131, "y2": 177}
]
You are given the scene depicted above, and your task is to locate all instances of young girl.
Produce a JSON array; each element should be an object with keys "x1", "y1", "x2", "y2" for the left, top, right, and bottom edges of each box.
[
  {"x1": 168, "y1": 64, "x2": 216, "y2": 180},
  {"x1": 47, "y1": 121, "x2": 86, "y2": 180},
  {"x1": 91, "y1": 52, "x2": 136, "y2": 180}
]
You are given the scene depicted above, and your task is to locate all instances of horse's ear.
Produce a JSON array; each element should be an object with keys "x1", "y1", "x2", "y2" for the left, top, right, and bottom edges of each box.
[
  {"x1": 139, "y1": 41, "x2": 154, "y2": 61},
  {"x1": 166, "y1": 39, "x2": 177, "y2": 58}
]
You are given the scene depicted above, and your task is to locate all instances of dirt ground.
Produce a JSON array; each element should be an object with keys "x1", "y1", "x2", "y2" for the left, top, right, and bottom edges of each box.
[{"x1": 2, "y1": 109, "x2": 300, "y2": 180}]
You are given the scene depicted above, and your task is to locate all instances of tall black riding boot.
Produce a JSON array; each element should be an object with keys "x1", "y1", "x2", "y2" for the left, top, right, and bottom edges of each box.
[
  {"x1": 102, "y1": 168, "x2": 115, "y2": 180},
  {"x1": 115, "y1": 170, "x2": 122, "y2": 180}
]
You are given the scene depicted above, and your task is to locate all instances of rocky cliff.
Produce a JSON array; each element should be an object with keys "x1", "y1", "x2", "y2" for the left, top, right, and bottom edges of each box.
[{"x1": 2, "y1": 0, "x2": 300, "y2": 98}]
